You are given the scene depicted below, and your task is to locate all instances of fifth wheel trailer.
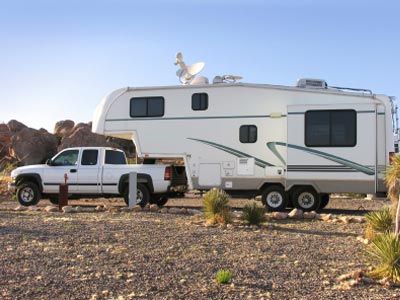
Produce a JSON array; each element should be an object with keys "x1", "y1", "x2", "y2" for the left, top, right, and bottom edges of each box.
[{"x1": 92, "y1": 78, "x2": 398, "y2": 211}]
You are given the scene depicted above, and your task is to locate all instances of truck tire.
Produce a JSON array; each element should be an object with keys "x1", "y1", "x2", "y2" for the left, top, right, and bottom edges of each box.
[
  {"x1": 16, "y1": 182, "x2": 41, "y2": 206},
  {"x1": 261, "y1": 185, "x2": 288, "y2": 212},
  {"x1": 123, "y1": 183, "x2": 150, "y2": 208},
  {"x1": 291, "y1": 187, "x2": 320, "y2": 212},
  {"x1": 152, "y1": 196, "x2": 169, "y2": 207},
  {"x1": 49, "y1": 196, "x2": 59, "y2": 205}
]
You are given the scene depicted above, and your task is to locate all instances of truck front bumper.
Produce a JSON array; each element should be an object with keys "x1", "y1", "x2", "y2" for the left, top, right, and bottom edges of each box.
[{"x1": 7, "y1": 182, "x2": 16, "y2": 194}]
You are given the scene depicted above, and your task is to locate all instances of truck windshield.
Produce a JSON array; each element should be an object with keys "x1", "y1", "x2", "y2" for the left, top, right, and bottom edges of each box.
[{"x1": 105, "y1": 150, "x2": 127, "y2": 165}]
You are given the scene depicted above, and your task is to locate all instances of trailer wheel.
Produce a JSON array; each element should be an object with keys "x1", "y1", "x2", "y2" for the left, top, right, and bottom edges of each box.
[
  {"x1": 123, "y1": 183, "x2": 150, "y2": 208},
  {"x1": 16, "y1": 182, "x2": 41, "y2": 206},
  {"x1": 319, "y1": 193, "x2": 330, "y2": 209},
  {"x1": 261, "y1": 185, "x2": 288, "y2": 212},
  {"x1": 291, "y1": 187, "x2": 320, "y2": 212}
]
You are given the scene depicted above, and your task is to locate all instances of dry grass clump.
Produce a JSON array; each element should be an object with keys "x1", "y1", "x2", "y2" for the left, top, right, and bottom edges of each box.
[
  {"x1": 203, "y1": 188, "x2": 232, "y2": 224},
  {"x1": 365, "y1": 207, "x2": 393, "y2": 240},
  {"x1": 368, "y1": 232, "x2": 400, "y2": 283},
  {"x1": 242, "y1": 202, "x2": 265, "y2": 226}
]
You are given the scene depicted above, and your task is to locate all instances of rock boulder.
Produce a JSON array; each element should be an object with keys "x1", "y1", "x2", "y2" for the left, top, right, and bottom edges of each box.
[
  {"x1": 7, "y1": 120, "x2": 27, "y2": 133},
  {"x1": 54, "y1": 120, "x2": 75, "y2": 138},
  {"x1": 10, "y1": 127, "x2": 58, "y2": 165}
]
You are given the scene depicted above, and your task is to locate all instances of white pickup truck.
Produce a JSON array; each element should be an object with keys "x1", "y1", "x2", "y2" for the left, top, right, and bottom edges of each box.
[{"x1": 8, "y1": 147, "x2": 187, "y2": 207}]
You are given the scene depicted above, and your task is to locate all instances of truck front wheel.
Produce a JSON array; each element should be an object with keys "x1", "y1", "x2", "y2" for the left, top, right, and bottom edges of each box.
[
  {"x1": 16, "y1": 182, "x2": 41, "y2": 206},
  {"x1": 123, "y1": 183, "x2": 150, "y2": 208}
]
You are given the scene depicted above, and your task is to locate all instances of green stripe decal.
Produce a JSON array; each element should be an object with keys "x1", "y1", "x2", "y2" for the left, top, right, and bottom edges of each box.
[
  {"x1": 267, "y1": 142, "x2": 375, "y2": 175},
  {"x1": 188, "y1": 138, "x2": 273, "y2": 168}
]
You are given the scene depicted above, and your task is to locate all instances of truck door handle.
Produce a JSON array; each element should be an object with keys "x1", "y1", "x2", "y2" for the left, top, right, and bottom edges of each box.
[{"x1": 70, "y1": 169, "x2": 77, "y2": 173}]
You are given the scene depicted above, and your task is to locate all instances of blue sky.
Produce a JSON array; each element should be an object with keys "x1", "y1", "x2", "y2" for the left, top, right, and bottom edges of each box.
[{"x1": 0, "y1": 0, "x2": 399, "y2": 131}]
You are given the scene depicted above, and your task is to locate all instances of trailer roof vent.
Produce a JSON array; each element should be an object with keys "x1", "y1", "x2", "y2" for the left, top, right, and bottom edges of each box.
[{"x1": 296, "y1": 78, "x2": 328, "y2": 89}]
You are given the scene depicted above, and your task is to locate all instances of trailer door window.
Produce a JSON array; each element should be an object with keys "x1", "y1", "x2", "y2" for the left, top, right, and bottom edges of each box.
[
  {"x1": 192, "y1": 93, "x2": 208, "y2": 111},
  {"x1": 305, "y1": 110, "x2": 356, "y2": 147},
  {"x1": 130, "y1": 97, "x2": 164, "y2": 117},
  {"x1": 240, "y1": 125, "x2": 257, "y2": 143}
]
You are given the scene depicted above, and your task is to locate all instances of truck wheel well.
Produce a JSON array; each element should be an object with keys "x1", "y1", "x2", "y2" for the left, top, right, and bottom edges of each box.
[
  {"x1": 16, "y1": 174, "x2": 43, "y2": 193},
  {"x1": 118, "y1": 173, "x2": 154, "y2": 195}
]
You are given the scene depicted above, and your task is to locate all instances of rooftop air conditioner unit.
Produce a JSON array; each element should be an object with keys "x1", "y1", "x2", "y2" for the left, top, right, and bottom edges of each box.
[{"x1": 296, "y1": 78, "x2": 328, "y2": 89}]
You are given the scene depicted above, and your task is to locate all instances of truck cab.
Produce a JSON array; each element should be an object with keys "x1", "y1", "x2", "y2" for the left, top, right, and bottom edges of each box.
[{"x1": 9, "y1": 147, "x2": 187, "y2": 207}]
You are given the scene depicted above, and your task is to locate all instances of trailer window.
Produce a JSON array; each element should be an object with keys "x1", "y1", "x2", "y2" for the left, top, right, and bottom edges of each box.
[
  {"x1": 192, "y1": 93, "x2": 208, "y2": 111},
  {"x1": 105, "y1": 150, "x2": 127, "y2": 165},
  {"x1": 305, "y1": 110, "x2": 356, "y2": 147},
  {"x1": 81, "y1": 150, "x2": 98, "y2": 166},
  {"x1": 240, "y1": 125, "x2": 257, "y2": 143},
  {"x1": 130, "y1": 97, "x2": 164, "y2": 117}
]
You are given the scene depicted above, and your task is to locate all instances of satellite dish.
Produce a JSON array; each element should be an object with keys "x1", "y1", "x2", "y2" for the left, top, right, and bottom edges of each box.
[{"x1": 174, "y1": 52, "x2": 205, "y2": 84}]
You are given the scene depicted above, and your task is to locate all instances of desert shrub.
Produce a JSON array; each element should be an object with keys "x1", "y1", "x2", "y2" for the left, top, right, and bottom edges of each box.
[
  {"x1": 368, "y1": 232, "x2": 400, "y2": 283},
  {"x1": 242, "y1": 202, "x2": 265, "y2": 226},
  {"x1": 365, "y1": 207, "x2": 393, "y2": 240},
  {"x1": 215, "y1": 269, "x2": 232, "y2": 284},
  {"x1": 203, "y1": 188, "x2": 231, "y2": 224}
]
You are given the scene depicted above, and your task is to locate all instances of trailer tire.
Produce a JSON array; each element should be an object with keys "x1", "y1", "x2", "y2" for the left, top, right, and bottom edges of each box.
[
  {"x1": 291, "y1": 187, "x2": 320, "y2": 212},
  {"x1": 319, "y1": 194, "x2": 330, "y2": 209},
  {"x1": 123, "y1": 183, "x2": 150, "y2": 208},
  {"x1": 16, "y1": 182, "x2": 41, "y2": 206},
  {"x1": 261, "y1": 185, "x2": 288, "y2": 212}
]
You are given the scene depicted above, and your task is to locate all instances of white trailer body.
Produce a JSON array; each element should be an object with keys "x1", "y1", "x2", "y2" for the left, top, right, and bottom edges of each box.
[{"x1": 92, "y1": 81, "x2": 396, "y2": 209}]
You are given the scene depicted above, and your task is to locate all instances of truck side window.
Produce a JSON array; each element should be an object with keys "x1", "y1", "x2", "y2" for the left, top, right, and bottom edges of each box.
[
  {"x1": 105, "y1": 150, "x2": 127, "y2": 165},
  {"x1": 305, "y1": 110, "x2": 356, "y2": 147},
  {"x1": 81, "y1": 150, "x2": 99, "y2": 166},
  {"x1": 192, "y1": 93, "x2": 208, "y2": 111},
  {"x1": 52, "y1": 150, "x2": 79, "y2": 166},
  {"x1": 240, "y1": 125, "x2": 257, "y2": 143}
]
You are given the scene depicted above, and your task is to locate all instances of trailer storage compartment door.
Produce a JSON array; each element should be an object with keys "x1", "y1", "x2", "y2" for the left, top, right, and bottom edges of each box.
[{"x1": 286, "y1": 104, "x2": 377, "y2": 194}]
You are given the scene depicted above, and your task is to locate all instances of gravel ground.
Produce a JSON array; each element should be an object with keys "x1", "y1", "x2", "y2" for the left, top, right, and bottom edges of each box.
[{"x1": 0, "y1": 195, "x2": 399, "y2": 300}]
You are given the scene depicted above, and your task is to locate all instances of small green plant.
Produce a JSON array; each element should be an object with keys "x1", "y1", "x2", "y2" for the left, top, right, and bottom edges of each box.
[
  {"x1": 242, "y1": 202, "x2": 265, "y2": 226},
  {"x1": 365, "y1": 207, "x2": 393, "y2": 240},
  {"x1": 368, "y1": 232, "x2": 400, "y2": 283},
  {"x1": 203, "y1": 188, "x2": 231, "y2": 224},
  {"x1": 215, "y1": 269, "x2": 232, "y2": 284}
]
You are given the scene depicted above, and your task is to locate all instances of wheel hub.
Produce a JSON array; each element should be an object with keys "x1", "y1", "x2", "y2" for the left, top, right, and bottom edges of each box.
[
  {"x1": 298, "y1": 192, "x2": 315, "y2": 209},
  {"x1": 21, "y1": 187, "x2": 34, "y2": 202},
  {"x1": 266, "y1": 192, "x2": 283, "y2": 208}
]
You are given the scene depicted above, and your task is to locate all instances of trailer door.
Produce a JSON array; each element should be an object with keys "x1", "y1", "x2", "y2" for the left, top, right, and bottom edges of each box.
[{"x1": 286, "y1": 104, "x2": 377, "y2": 194}]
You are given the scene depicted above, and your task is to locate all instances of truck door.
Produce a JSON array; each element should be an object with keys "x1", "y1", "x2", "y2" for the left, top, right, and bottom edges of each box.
[
  {"x1": 77, "y1": 149, "x2": 100, "y2": 194},
  {"x1": 42, "y1": 149, "x2": 79, "y2": 193},
  {"x1": 286, "y1": 104, "x2": 377, "y2": 194}
]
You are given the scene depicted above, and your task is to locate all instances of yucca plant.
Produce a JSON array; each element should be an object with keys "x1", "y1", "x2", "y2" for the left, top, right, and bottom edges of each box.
[
  {"x1": 242, "y1": 202, "x2": 265, "y2": 226},
  {"x1": 215, "y1": 269, "x2": 232, "y2": 284},
  {"x1": 365, "y1": 207, "x2": 393, "y2": 240},
  {"x1": 203, "y1": 188, "x2": 231, "y2": 224},
  {"x1": 385, "y1": 155, "x2": 400, "y2": 234},
  {"x1": 368, "y1": 232, "x2": 400, "y2": 283}
]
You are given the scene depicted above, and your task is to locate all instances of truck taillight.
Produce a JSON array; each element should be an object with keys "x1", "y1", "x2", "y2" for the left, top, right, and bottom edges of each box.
[
  {"x1": 389, "y1": 152, "x2": 395, "y2": 164},
  {"x1": 164, "y1": 166, "x2": 172, "y2": 181}
]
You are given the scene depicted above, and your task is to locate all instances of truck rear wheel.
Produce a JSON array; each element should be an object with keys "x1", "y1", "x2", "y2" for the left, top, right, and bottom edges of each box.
[
  {"x1": 48, "y1": 196, "x2": 59, "y2": 205},
  {"x1": 123, "y1": 183, "x2": 150, "y2": 208},
  {"x1": 152, "y1": 196, "x2": 168, "y2": 207},
  {"x1": 291, "y1": 187, "x2": 320, "y2": 212},
  {"x1": 16, "y1": 182, "x2": 41, "y2": 206},
  {"x1": 261, "y1": 185, "x2": 288, "y2": 212}
]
